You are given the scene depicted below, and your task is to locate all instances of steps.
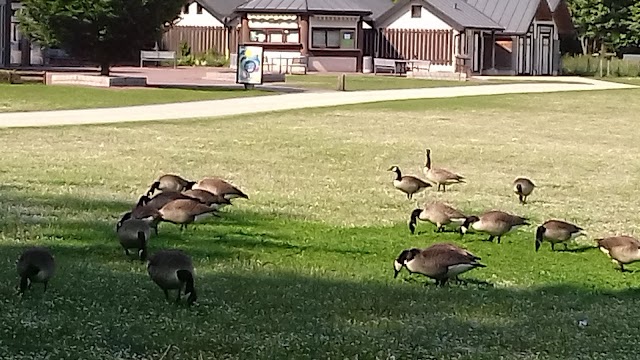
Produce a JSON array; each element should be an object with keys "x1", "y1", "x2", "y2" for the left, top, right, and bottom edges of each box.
[{"x1": 14, "y1": 70, "x2": 46, "y2": 84}]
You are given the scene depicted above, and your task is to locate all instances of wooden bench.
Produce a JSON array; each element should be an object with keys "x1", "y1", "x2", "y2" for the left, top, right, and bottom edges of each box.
[
  {"x1": 287, "y1": 56, "x2": 308, "y2": 75},
  {"x1": 140, "y1": 50, "x2": 177, "y2": 68},
  {"x1": 410, "y1": 60, "x2": 431, "y2": 72},
  {"x1": 374, "y1": 58, "x2": 398, "y2": 74}
]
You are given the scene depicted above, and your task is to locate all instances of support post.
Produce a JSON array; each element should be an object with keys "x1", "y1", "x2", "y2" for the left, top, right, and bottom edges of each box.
[
  {"x1": 298, "y1": 14, "x2": 309, "y2": 56},
  {"x1": 490, "y1": 31, "x2": 496, "y2": 71},
  {"x1": 240, "y1": 14, "x2": 250, "y2": 44}
]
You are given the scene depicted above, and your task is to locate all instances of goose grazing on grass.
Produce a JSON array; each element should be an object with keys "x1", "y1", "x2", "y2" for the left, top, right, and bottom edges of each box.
[
  {"x1": 423, "y1": 149, "x2": 465, "y2": 192},
  {"x1": 137, "y1": 191, "x2": 197, "y2": 210},
  {"x1": 409, "y1": 202, "x2": 468, "y2": 234},
  {"x1": 147, "y1": 174, "x2": 196, "y2": 197},
  {"x1": 125, "y1": 205, "x2": 162, "y2": 236},
  {"x1": 193, "y1": 177, "x2": 249, "y2": 200},
  {"x1": 182, "y1": 189, "x2": 232, "y2": 210},
  {"x1": 535, "y1": 220, "x2": 585, "y2": 252},
  {"x1": 116, "y1": 218, "x2": 150, "y2": 261},
  {"x1": 388, "y1": 165, "x2": 432, "y2": 200},
  {"x1": 16, "y1": 247, "x2": 56, "y2": 294},
  {"x1": 158, "y1": 198, "x2": 219, "y2": 231},
  {"x1": 460, "y1": 210, "x2": 529, "y2": 243},
  {"x1": 513, "y1": 177, "x2": 536, "y2": 204},
  {"x1": 596, "y1": 236, "x2": 640, "y2": 272},
  {"x1": 393, "y1": 242, "x2": 485, "y2": 286},
  {"x1": 147, "y1": 249, "x2": 197, "y2": 306}
]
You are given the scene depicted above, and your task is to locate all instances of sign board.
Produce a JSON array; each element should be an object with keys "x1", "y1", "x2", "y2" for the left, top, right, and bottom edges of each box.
[{"x1": 236, "y1": 45, "x2": 264, "y2": 86}]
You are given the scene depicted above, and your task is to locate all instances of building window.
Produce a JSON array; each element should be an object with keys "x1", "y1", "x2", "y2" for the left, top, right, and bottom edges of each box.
[
  {"x1": 196, "y1": 4, "x2": 203, "y2": 14},
  {"x1": 411, "y1": 5, "x2": 422, "y2": 18},
  {"x1": 183, "y1": 4, "x2": 190, "y2": 14},
  {"x1": 250, "y1": 29, "x2": 301, "y2": 44},
  {"x1": 311, "y1": 28, "x2": 356, "y2": 49}
]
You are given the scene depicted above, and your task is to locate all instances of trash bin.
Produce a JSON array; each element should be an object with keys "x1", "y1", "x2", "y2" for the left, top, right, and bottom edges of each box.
[{"x1": 363, "y1": 56, "x2": 373, "y2": 73}]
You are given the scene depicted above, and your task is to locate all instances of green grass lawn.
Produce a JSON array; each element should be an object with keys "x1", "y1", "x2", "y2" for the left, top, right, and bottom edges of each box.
[
  {"x1": 2, "y1": 87, "x2": 640, "y2": 358},
  {"x1": 0, "y1": 84, "x2": 272, "y2": 113},
  {"x1": 284, "y1": 73, "x2": 521, "y2": 91}
]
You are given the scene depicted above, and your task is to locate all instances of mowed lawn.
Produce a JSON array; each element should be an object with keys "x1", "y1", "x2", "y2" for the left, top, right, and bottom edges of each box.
[
  {"x1": 2, "y1": 88, "x2": 640, "y2": 359},
  {"x1": 0, "y1": 84, "x2": 272, "y2": 112}
]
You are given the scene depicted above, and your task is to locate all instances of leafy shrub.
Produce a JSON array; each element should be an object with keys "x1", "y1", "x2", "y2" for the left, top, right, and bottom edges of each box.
[{"x1": 562, "y1": 54, "x2": 640, "y2": 77}]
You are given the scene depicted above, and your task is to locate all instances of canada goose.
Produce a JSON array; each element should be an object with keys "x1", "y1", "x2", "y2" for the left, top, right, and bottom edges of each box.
[
  {"x1": 393, "y1": 242, "x2": 485, "y2": 286},
  {"x1": 182, "y1": 189, "x2": 232, "y2": 210},
  {"x1": 597, "y1": 236, "x2": 640, "y2": 272},
  {"x1": 137, "y1": 191, "x2": 197, "y2": 210},
  {"x1": 388, "y1": 166, "x2": 432, "y2": 200},
  {"x1": 125, "y1": 205, "x2": 162, "y2": 235},
  {"x1": 147, "y1": 174, "x2": 196, "y2": 197},
  {"x1": 423, "y1": 149, "x2": 465, "y2": 192},
  {"x1": 116, "y1": 218, "x2": 150, "y2": 261},
  {"x1": 193, "y1": 177, "x2": 249, "y2": 200},
  {"x1": 147, "y1": 249, "x2": 197, "y2": 305},
  {"x1": 513, "y1": 177, "x2": 536, "y2": 204},
  {"x1": 409, "y1": 202, "x2": 467, "y2": 234},
  {"x1": 16, "y1": 247, "x2": 56, "y2": 294},
  {"x1": 535, "y1": 220, "x2": 585, "y2": 252},
  {"x1": 158, "y1": 198, "x2": 219, "y2": 230},
  {"x1": 460, "y1": 210, "x2": 529, "y2": 243}
]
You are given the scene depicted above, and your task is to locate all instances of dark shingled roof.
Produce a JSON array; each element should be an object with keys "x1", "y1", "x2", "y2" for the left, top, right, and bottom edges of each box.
[
  {"x1": 236, "y1": 0, "x2": 372, "y2": 14},
  {"x1": 463, "y1": 0, "x2": 541, "y2": 34},
  {"x1": 375, "y1": 0, "x2": 503, "y2": 31},
  {"x1": 198, "y1": 0, "x2": 249, "y2": 22}
]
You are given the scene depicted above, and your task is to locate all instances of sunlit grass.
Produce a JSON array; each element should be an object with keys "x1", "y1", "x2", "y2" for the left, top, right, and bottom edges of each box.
[{"x1": 1, "y1": 87, "x2": 640, "y2": 358}]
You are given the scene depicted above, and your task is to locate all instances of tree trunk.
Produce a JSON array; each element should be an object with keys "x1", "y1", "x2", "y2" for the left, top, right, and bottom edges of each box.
[{"x1": 100, "y1": 62, "x2": 110, "y2": 76}]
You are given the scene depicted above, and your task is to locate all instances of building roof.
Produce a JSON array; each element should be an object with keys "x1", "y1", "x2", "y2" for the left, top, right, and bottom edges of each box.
[
  {"x1": 375, "y1": 0, "x2": 503, "y2": 31},
  {"x1": 198, "y1": 0, "x2": 249, "y2": 23},
  {"x1": 546, "y1": 0, "x2": 561, "y2": 11},
  {"x1": 463, "y1": 0, "x2": 541, "y2": 34},
  {"x1": 236, "y1": 0, "x2": 372, "y2": 14}
]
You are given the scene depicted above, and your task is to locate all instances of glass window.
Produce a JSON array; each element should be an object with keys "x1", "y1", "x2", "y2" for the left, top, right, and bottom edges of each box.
[
  {"x1": 183, "y1": 4, "x2": 190, "y2": 14},
  {"x1": 326, "y1": 30, "x2": 340, "y2": 48},
  {"x1": 196, "y1": 4, "x2": 203, "y2": 14},
  {"x1": 269, "y1": 32, "x2": 284, "y2": 43},
  {"x1": 250, "y1": 30, "x2": 266, "y2": 42},
  {"x1": 285, "y1": 30, "x2": 299, "y2": 43},
  {"x1": 312, "y1": 30, "x2": 327, "y2": 48},
  {"x1": 340, "y1": 30, "x2": 355, "y2": 49}
]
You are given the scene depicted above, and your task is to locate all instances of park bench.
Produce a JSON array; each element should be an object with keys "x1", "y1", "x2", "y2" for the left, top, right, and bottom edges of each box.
[
  {"x1": 373, "y1": 58, "x2": 398, "y2": 74},
  {"x1": 140, "y1": 50, "x2": 177, "y2": 68}
]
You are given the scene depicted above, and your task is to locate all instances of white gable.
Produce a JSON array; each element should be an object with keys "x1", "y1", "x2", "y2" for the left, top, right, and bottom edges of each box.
[
  {"x1": 175, "y1": 2, "x2": 224, "y2": 27},
  {"x1": 383, "y1": 3, "x2": 452, "y2": 30}
]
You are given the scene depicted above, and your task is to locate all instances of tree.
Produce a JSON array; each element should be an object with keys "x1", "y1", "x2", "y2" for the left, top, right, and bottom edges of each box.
[
  {"x1": 567, "y1": 0, "x2": 640, "y2": 55},
  {"x1": 18, "y1": 0, "x2": 185, "y2": 75}
]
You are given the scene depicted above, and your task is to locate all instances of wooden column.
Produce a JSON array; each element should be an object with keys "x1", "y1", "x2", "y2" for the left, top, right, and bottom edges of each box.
[
  {"x1": 240, "y1": 15, "x2": 250, "y2": 44},
  {"x1": 0, "y1": 0, "x2": 10, "y2": 67},
  {"x1": 298, "y1": 14, "x2": 309, "y2": 56},
  {"x1": 356, "y1": 18, "x2": 363, "y2": 72},
  {"x1": 478, "y1": 31, "x2": 484, "y2": 74},
  {"x1": 490, "y1": 31, "x2": 496, "y2": 70}
]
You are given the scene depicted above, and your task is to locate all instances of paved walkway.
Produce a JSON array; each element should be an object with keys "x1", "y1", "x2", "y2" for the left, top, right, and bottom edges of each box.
[{"x1": 0, "y1": 77, "x2": 635, "y2": 128}]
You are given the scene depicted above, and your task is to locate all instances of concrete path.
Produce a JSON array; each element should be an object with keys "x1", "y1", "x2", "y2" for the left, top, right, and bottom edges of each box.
[{"x1": 0, "y1": 77, "x2": 635, "y2": 128}]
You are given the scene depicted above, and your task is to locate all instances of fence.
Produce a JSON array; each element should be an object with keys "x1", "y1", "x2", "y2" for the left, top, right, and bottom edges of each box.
[
  {"x1": 370, "y1": 29, "x2": 454, "y2": 65},
  {"x1": 162, "y1": 26, "x2": 227, "y2": 55}
]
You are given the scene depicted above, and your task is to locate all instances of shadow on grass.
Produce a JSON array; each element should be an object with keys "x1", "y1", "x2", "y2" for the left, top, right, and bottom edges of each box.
[{"x1": 1, "y1": 253, "x2": 640, "y2": 359}]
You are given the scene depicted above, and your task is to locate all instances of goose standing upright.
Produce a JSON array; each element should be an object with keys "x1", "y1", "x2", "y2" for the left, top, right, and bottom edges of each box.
[
  {"x1": 423, "y1": 149, "x2": 465, "y2": 192},
  {"x1": 388, "y1": 166, "x2": 432, "y2": 200}
]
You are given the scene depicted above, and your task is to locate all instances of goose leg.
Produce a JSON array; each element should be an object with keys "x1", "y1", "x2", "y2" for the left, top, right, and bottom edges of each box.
[
  {"x1": 551, "y1": 243, "x2": 555, "y2": 251},
  {"x1": 163, "y1": 289, "x2": 170, "y2": 301},
  {"x1": 442, "y1": 185, "x2": 446, "y2": 193},
  {"x1": 564, "y1": 243, "x2": 569, "y2": 251},
  {"x1": 439, "y1": 278, "x2": 449, "y2": 287},
  {"x1": 43, "y1": 281, "x2": 48, "y2": 293},
  {"x1": 497, "y1": 236, "x2": 502, "y2": 244},
  {"x1": 485, "y1": 235, "x2": 495, "y2": 242},
  {"x1": 124, "y1": 249, "x2": 130, "y2": 256}
]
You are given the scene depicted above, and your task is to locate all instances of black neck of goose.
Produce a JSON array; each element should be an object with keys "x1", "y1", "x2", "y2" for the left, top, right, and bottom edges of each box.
[
  {"x1": 409, "y1": 209, "x2": 422, "y2": 234},
  {"x1": 394, "y1": 169, "x2": 402, "y2": 181},
  {"x1": 425, "y1": 151, "x2": 431, "y2": 169},
  {"x1": 177, "y1": 270, "x2": 196, "y2": 305}
]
